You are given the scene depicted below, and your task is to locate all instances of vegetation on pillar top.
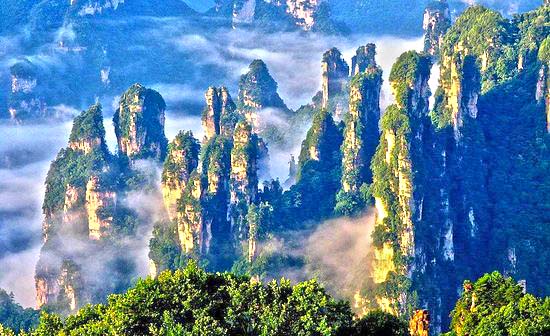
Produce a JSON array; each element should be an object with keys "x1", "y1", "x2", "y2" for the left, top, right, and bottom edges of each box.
[
  {"x1": 68, "y1": 103, "x2": 106, "y2": 143},
  {"x1": 389, "y1": 51, "x2": 431, "y2": 109}
]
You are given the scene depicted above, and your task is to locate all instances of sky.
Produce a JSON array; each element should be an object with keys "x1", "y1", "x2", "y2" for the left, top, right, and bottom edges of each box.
[{"x1": 183, "y1": 0, "x2": 216, "y2": 12}]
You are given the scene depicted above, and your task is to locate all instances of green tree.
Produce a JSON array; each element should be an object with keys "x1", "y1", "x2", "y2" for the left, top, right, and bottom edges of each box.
[
  {"x1": 25, "y1": 262, "x2": 354, "y2": 336},
  {"x1": 352, "y1": 310, "x2": 408, "y2": 336},
  {"x1": 445, "y1": 272, "x2": 550, "y2": 336},
  {"x1": 0, "y1": 290, "x2": 39, "y2": 333}
]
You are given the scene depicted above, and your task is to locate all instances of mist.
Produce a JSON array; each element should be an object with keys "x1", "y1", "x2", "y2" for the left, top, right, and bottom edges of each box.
[
  {"x1": 0, "y1": 122, "x2": 72, "y2": 307},
  {"x1": 167, "y1": 29, "x2": 423, "y2": 110},
  {"x1": 0, "y1": 16, "x2": 427, "y2": 307},
  {"x1": 253, "y1": 211, "x2": 377, "y2": 308},
  {"x1": 304, "y1": 211, "x2": 376, "y2": 301}
]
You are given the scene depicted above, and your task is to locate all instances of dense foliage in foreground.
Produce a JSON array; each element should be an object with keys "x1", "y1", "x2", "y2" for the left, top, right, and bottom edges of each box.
[
  {"x1": 0, "y1": 263, "x2": 406, "y2": 336},
  {"x1": 3, "y1": 268, "x2": 550, "y2": 335},
  {"x1": 0, "y1": 290, "x2": 39, "y2": 333}
]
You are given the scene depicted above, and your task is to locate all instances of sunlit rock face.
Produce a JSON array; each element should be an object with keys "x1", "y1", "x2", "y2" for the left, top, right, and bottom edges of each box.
[
  {"x1": 86, "y1": 175, "x2": 117, "y2": 240},
  {"x1": 423, "y1": 0, "x2": 451, "y2": 57},
  {"x1": 36, "y1": 257, "x2": 84, "y2": 312},
  {"x1": 35, "y1": 104, "x2": 127, "y2": 312},
  {"x1": 35, "y1": 265, "x2": 59, "y2": 309},
  {"x1": 340, "y1": 48, "x2": 382, "y2": 195},
  {"x1": 113, "y1": 83, "x2": 168, "y2": 162},
  {"x1": 172, "y1": 171, "x2": 204, "y2": 255},
  {"x1": 161, "y1": 99, "x2": 262, "y2": 270},
  {"x1": 42, "y1": 104, "x2": 111, "y2": 242},
  {"x1": 202, "y1": 87, "x2": 239, "y2": 140},
  {"x1": 370, "y1": 51, "x2": 432, "y2": 315},
  {"x1": 409, "y1": 310, "x2": 430, "y2": 336},
  {"x1": 439, "y1": 54, "x2": 481, "y2": 140},
  {"x1": 437, "y1": 43, "x2": 489, "y2": 284},
  {"x1": 229, "y1": 121, "x2": 259, "y2": 241},
  {"x1": 162, "y1": 131, "x2": 200, "y2": 221},
  {"x1": 171, "y1": 137, "x2": 233, "y2": 267},
  {"x1": 321, "y1": 48, "x2": 349, "y2": 110}
]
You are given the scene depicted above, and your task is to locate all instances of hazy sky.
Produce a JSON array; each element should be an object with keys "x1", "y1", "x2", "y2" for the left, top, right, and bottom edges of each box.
[{"x1": 183, "y1": 0, "x2": 215, "y2": 12}]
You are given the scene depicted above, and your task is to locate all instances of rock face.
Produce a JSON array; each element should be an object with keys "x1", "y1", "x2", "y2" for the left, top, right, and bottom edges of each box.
[
  {"x1": 35, "y1": 258, "x2": 83, "y2": 312},
  {"x1": 175, "y1": 171, "x2": 204, "y2": 254},
  {"x1": 321, "y1": 48, "x2": 349, "y2": 110},
  {"x1": 410, "y1": 310, "x2": 430, "y2": 336},
  {"x1": 229, "y1": 121, "x2": 259, "y2": 241},
  {"x1": 43, "y1": 104, "x2": 112, "y2": 240},
  {"x1": 36, "y1": 104, "x2": 116, "y2": 311},
  {"x1": 56, "y1": 260, "x2": 83, "y2": 312},
  {"x1": 284, "y1": 155, "x2": 298, "y2": 187},
  {"x1": 35, "y1": 254, "x2": 59, "y2": 309},
  {"x1": 67, "y1": 103, "x2": 108, "y2": 155},
  {"x1": 202, "y1": 87, "x2": 239, "y2": 140},
  {"x1": 340, "y1": 48, "x2": 382, "y2": 195},
  {"x1": 351, "y1": 44, "x2": 377, "y2": 76},
  {"x1": 237, "y1": 59, "x2": 290, "y2": 127},
  {"x1": 35, "y1": 102, "x2": 146, "y2": 312},
  {"x1": 439, "y1": 54, "x2": 481, "y2": 140},
  {"x1": 166, "y1": 93, "x2": 253, "y2": 267},
  {"x1": 370, "y1": 51, "x2": 432, "y2": 315},
  {"x1": 162, "y1": 131, "x2": 200, "y2": 221},
  {"x1": 170, "y1": 135, "x2": 234, "y2": 268},
  {"x1": 201, "y1": 136, "x2": 233, "y2": 267},
  {"x1": 368, "y1": 44, "x2": 488, "y2": 331},
  {"x1": 437, "y1": 33, "x2": 490, "y2": 285},
  {"x1": 423, "y1": 1, "x2": 451, "y2": 57},
  {"x1": 86, "y1": 175, "x2": 117, "y2": 240},
  {"x1": 113, "y1": 83, "x2": 168, "y2": 162},
  {"x1": 8, "y1": 61, "x2": 46, "y2": 120},
  {"x1": 227, "y1": 0, "x2": 331, "y2": 31},
  {"x1": 232, "y1": 0, "x2": 256, "y2": 26},
  {"x1": 285, "y1": 0, "x2": 321, "y2": 30},
  {"x1": 151, "y1": 86, "x2": 270, "y2": 272},
  {"x1": 537, "y1": 56, "x2": 550, "y2": 132},
  {"x1": 367, "y1": 7, "x2": 550, "y2": 331}
]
